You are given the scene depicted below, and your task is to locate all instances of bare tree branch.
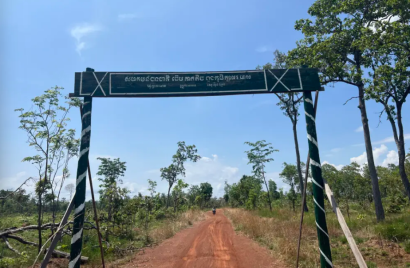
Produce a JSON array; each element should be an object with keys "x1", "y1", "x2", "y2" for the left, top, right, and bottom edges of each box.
[
  {"x1": 0, "y1": 177, "x2": 35, "y2": 200},
  {"x1": 343, "y1": 96, "x2": 359, "y2": 105},
  {"x1": 2, "y1": 236, "x2": 21, "y2": 255}
]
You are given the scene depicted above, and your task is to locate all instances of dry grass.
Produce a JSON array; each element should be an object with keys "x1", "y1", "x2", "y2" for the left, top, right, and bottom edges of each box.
[
  {"x1": 224, "y1": 208, "x2": 410, "y2": 268},
  {"x1": 149, "y1": 209, "x2": 206, "y2": 244}
]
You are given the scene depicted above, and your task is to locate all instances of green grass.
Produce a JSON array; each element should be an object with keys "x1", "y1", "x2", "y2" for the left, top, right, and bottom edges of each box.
[{"x1": 0, "y1": 208, "x2": 206, "y2": 268}]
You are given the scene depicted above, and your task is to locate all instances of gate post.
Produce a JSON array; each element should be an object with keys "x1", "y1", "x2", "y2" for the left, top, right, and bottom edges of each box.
[
  {"x1": 303, "y1": 91, "x2": 332, "y2": 268},
  {"x1": 69, "y1": 68, "x2": 94, "y2": 268}
]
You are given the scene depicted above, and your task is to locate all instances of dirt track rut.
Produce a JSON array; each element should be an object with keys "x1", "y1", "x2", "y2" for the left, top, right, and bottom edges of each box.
[{"x1": 124, "y1": 210, "x2": 284, "y2": 268}]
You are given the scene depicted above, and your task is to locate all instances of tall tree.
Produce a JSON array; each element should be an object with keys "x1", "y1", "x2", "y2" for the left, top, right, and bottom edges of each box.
[
  {"x1": 160, "y1": 141, "x2": 201, "y2": 208},
  {"x1": 268, "y1": 179, "x2": 280, "y2": 200},
  {"x1": 172, "y1": 179, "x2": 189, "y2": 212},
  {"x1": 363, "y1": 8, "x2": 410, "y2": 200},
  {"x1": 65, "y1": 183, "x2": 75, "y2": 200},
  {"x1": 97, "y1": 157, "x2": 127, "y2": 241},
  {"x1": 280, "y1": 163, "x2": 299, "y2": 212},
  {"x1": 245, "y1": 140, "x2": 278, "y2": 211},
  {"x1": 258, "y1": 50, "x2": 308, "y2": 212},
  {"x1": 15, "y1": 86, "x2": 80, "y2": 251},
  {"x1": 187, "y1": 185, "x2": 201, "y2": 207},
  {"x1": 200, "y1": 182, "x2": 213, "y2": 205},
  {"x1": 288, "y1": 0, "x2": 387, "y2": 220}
]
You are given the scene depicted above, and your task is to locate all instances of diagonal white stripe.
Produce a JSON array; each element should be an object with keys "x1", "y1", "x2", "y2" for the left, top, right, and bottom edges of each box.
[
  {"x1": 305, "y1": 111, "x2": 316, "y2": 122},
  {"x1": 316, "y1": 221, "x2": 329, "y2": 238},
  {"x1": 307, "y1": 134, "x2": 319, "y2": 148},
  {"x1": 314, "y1": 198, "x2": 326, "y2": 213},
  {"x1": 82, "y1": 111, "x2": 91, "y2": 120},
  {"x1": 78, "y1": 147, "x2": 89, "y2": 159},
  {"x1": 312, "y1": 178, "x2": 324, "y2": 190},
  {"x1": 69, "y1": 250, "x2": 82, "y2": 268},
  {"x1": 305, "y1": 97, "x2": 314, "y2": 105},
  {"x1": 76, "y1": 170, "x2": 87, "y2": 186},
  {"x1": 320, "y1": 249, "x2": 334, "y2": 267},
  {"x1": 92, "y1": 72, "x2": 108, "y2": 96},
  {"x1": 310, "y1": 158, "x2": 322, "y2": 169},
  {"x1": 268, "y1": 69, "x2": 290, "y2": 91},
  {"x1": 71, "y1": 228, "x2": 83, "y2": 245},
  {"x1": 81, "y1": 125, "x2": 91, "y2": 137},
  {"x1": 74, "y1": 202, "x2": 85, "y2": 215}
]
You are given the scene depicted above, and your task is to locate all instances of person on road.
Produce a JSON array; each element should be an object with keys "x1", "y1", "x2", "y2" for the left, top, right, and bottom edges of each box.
[{"x1": 212, "y1": 207, "x2": 216, "y2": 215}]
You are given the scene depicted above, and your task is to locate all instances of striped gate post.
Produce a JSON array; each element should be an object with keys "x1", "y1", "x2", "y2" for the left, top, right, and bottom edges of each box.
[
  {"x1": 69, "y1": 71, "x2": 93, "y2": 268},
  {"x1": 303, "y1": 91, "x2": 333, "y2": 268}
]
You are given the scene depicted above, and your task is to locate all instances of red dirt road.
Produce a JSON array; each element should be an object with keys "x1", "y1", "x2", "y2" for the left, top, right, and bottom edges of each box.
[{"x1": 125, "y1": 210, "x2": 284, "y2": 268}]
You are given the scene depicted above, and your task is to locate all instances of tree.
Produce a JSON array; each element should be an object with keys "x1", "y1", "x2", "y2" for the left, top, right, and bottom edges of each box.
[
  {"x1": 15, "y1": 86, "x2": 80, "y2": 251},
  {"x1": 280, "y1": 163, "x2": 299, "y2": 212},
  {"x1": 187, "y1": 185, "x2": 201, "y2": 207},
  {"x1": 268, "y1": 180, "x2": 280, "y2": 200},
  {"x1": 257, "y1": 50, "x2": 308, "y2": 212},
  {"x1": 172, "y1": 179, "x2": 189, "y2": 212},
  {"x1": 377, "y1": 164, "x2": 407, "y2": 213},
  {"x1": 160, "y1": 141, "x2": 201, "y2": 208},
  {"x1": 363, "y1": 9, "x2": 410, "y2": 200},
  {"x1": 65, "y1": 183, "x2": 75, "y2": 200},
  {"x1": 245, "y1": 140, "x2": 278, "y2": 211},
  {"x1": 200, "y1": 182, "x2": 213, "y2": 205},
  {"x1": 97, "y1": 157, "x2": 127, "y2": 241},
  {"x1": 288, "y1": 0, "x2": 387, "y2": 220}
]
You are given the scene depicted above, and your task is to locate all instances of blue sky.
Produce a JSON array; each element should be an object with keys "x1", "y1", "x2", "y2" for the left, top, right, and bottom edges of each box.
[{"x1": 1, "y1": 0, "x2": 409, "y2": 200}]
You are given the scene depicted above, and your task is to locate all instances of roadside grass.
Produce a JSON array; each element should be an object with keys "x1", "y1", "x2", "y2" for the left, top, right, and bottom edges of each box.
[
  {"x1": 0, "y1": 209, "x2": 206, "y2": 268},
  {"x1": 224, "y1": 204, "x2": 410, "y2": 268}
]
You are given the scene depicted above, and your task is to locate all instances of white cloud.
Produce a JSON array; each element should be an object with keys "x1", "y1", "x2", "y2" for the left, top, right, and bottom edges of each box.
[
  {"x1": 355, "y1": 126, "x2": 363, "y2": 132},
  {"x1": 182, "y1": 154, "x2": 240, "y2": 197},
  {"x1": 0, "y1": 171, "x2": 31, "y2": 191},
  {"x1": 381, "y1": 150, "x2": 399, "y2": 167},
  {"x1": 350, "y1": 144, "x2": 391, "y2": 166},
  {"x1": 350, "y1": 151, "x2": 368, "y2": 165},
  {"x1": 118, "y1": 14, "x2": 138, "y2": 21},
  {"x1": 374, "y1": 133, "x2": 410, "y2": 145},
  {"x1": 70, "y1": 23, "x2": 102, "y2": 55},
  {"x1": 255, "y1": 45, "x2": 273, "y2": 53}
]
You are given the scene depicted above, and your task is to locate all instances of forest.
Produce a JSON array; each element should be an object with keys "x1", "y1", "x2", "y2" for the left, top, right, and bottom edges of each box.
[{"x1": 1, "y1": 0, "x2": 410, "y2": 267}]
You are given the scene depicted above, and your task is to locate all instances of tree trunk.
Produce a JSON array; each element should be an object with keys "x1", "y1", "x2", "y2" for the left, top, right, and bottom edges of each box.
[
  {"x1": 346, "y1": 200, "x2": 350, "y2": 221},
  {"x1": 293, "y1": 121, "x2": 308, "y2": 212},
  {"x1": 166, "y1": 185, "x2": 171, "y2": 209},
  {"x1": 358, "y1": 85, "x2": 385, "y2": 221},
  {"x1": 37, "y1": 192, "x2": 42, "y2": 253},
  {"x1": 394, "y1": 103, "x2": 410, "y2": 200},
  {"x1": 106, "y1": 197, "x2": 112, "y2": 242},
  {"x1": 262, "y1": 174, "x2": 272, "y2": 211}
]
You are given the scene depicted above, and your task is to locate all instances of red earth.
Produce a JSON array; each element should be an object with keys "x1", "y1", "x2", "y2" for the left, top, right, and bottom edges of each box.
[{"x1": 122, "y1": 210, "x2": 285, "y2": 268}]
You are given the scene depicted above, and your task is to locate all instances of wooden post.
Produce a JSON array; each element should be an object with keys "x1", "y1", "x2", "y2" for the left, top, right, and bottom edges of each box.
[
  {"x1": 40, "y1": 197, "x2": 74, "y2": 268},
  {"x1": 323, "y1": 179, "x2": 367, "y2": 268}
]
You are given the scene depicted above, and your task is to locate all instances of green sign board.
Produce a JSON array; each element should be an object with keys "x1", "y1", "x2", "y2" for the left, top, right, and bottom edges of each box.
[{"x1": 70, "y1": 69, "x2": 322, "y2": 98}]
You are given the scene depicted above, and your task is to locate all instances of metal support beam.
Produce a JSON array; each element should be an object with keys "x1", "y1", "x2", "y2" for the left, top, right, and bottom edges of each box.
[
  {"x1": 69, "y1": 68, "x2": 94, "y2": 268},
  {"x1": 303, "y1": 91, "x2": 333, "y2": 268}
]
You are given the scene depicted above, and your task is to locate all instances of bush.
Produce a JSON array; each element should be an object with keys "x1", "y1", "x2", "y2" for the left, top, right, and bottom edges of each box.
[
  {"x1": 375, "y1": 217, "x2": 410, "y2": 242},
  {"x1": 155, "y1": 210, "x2": 166, "y2": 220},
  {"x1": 404, "y1": 240, "x2": 410, "y2": 254}
]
